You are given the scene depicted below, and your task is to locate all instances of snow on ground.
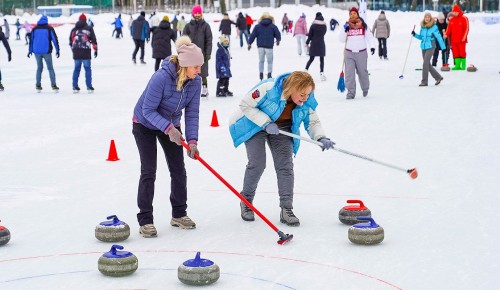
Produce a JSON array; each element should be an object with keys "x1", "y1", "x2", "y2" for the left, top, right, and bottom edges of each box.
[{"x1": 0, "y1": 5, "x2": 499, "y2": 290}]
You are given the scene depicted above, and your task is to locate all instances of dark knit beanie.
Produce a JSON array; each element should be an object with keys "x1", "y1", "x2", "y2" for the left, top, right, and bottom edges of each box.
[{"x1": 315, "y1": 12, "x2": 324, "y2": 21}]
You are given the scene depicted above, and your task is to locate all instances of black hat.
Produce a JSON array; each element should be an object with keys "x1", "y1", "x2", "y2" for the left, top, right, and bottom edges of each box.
[{"x1": 315, "y1": 12, "x2": 324, "y2": 21}]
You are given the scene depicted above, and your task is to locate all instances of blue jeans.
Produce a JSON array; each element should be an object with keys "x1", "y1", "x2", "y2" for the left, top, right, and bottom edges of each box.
[
  {"x1": 258, "y1": 47, "x2": 274, "y2": 74},
  {"x1": 72, "y1": 59, "x2": 92, "y2": 88},
  {"x1": 239, "y1": 29, "x2": 249, "y2": 47},
  {"x1": 35, "y1": 53, "x2": 56, "y2": 87}
]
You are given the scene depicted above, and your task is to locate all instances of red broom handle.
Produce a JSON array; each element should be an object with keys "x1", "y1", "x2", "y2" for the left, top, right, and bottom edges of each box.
[{"x1": 181, "y1": 141, "x2": 280, "y2": 232}]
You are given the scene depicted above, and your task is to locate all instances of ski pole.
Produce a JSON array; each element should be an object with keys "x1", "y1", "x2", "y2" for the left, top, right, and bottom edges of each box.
[
  {"x1": 278, "y1": 130, "x2": 418, "y2": 179},
  {"x1": 399, "y1": 25, "x2": 415, "y2": 80},
  {"x1": 180, "y1": 140, "x2": 293, "y2": 245}
]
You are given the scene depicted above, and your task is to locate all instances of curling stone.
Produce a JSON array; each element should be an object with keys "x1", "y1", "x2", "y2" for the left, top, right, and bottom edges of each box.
[
  {"x1": 95, "y1": 215, "x2": 130, "y2": 242},
  {"x1": 339, "y1": 200, "x2": 371, "y2": 225},
  {"x1": 348, "y1": 216, "x2": 384, "y2": 245},
  {"x1": 98, "y1": 244, "x2": 138, "y2": 276},
  {"x1": 467, "y1": 65, "x2": 477, "y2": 72},
  {"x1": 178, "y1": 252, "x2": 220, "y2": 286},
  {"x1": 440, "y1": 64, "x2": 451, "y2": 71},
  {"x1": 0, "y1": 221, "x2": 11, "y2": 246}
]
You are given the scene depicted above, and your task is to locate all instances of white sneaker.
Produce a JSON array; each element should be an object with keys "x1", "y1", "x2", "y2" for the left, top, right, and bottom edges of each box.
[
  {"x1": 320, "y1": 73, "x2": 327, "y2": 81},
  {"x1": 201, "y1": 85, "x2": 208, "y2": 97}
]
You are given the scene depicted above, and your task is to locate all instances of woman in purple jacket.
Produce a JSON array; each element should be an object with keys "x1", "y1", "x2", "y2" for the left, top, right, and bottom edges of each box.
[{"x1": 132, "y1": 36, "x2": 204, "y2": 238}]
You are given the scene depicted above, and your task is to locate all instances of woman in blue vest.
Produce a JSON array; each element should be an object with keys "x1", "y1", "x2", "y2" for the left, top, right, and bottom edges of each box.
[{"x1": 229, "y1": 71, "x2": 335, "y2": 226}]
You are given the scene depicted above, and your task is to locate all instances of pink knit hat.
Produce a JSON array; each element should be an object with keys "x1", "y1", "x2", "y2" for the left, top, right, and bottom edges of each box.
[
  {"x1": 192, "y1": 5, "x2": 202, "y2": 15},
  {"x1": 176, "y1": 36, "x2": 204, "y2": 67}
]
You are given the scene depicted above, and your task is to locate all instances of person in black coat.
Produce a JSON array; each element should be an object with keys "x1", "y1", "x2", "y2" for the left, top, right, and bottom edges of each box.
[
  {"x1": 305, "y1": 12, "x2": 327, "y2": 81},
  {"x1": 152, "y1": 16, "x2": 177, "y2": 72},
  {"x1": 248, "y1": 12, "x2": 281, "y2": 80},
  {"x1": 219, "y1": 13, "x2": 236, "y2": 45},
  {"x1": 183, "y1": 5, "x2": 213, "y2": 97},
  {"x1": 236, "y1": 12, "x2": 249, "y2": 47}
]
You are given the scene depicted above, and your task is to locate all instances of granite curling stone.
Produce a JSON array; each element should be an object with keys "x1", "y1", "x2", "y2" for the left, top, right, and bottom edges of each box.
[
  {"x1": 178, "y1": 252, "x2": 220, "y2": 286},
  {"x1": 348, "y1": 216, "x2": 384, "y2": 245},
  {"x1": 339, "y1": 200, "x2": 372, "y2": 225},
  {"x1": 98, "y1": 244, "x2": 138, "y2": 276},
  {"x1": 95, "y1": 215, "x2": 130, "y2": 242},
  {"x1": 466, "y1": 65, "x2": 477, "y2": 72},
  {"x1": 0, "y1": 221, "x2": 11, "y2": 246}
]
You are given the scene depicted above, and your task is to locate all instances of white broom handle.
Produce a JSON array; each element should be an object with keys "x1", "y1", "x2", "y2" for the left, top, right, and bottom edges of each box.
[{"x1": 278, "y1": 130, "x2": 410, "y2": 173}]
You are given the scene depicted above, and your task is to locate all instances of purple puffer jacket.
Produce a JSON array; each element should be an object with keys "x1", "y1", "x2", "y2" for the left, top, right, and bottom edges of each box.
[{"x1": 133, "y1": 58, "x2": 202, "y2": 142}]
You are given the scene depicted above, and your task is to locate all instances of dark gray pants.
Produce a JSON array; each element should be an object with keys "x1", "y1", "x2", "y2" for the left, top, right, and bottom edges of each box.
[
  {"x1": 132, "y1": 123, "x2": 188, "y2": 226},
  {"x1": 241, "y1": 128, "x2": 294, "y2": 209},
  {"x1": 421, "y1": 47, "x2": 442, "y2": 85}
]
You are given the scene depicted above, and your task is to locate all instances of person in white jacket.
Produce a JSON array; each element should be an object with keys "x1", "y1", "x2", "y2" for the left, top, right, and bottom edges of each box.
[{"x1": 339, "y1": 7, "x2": 375, "y2": 100}]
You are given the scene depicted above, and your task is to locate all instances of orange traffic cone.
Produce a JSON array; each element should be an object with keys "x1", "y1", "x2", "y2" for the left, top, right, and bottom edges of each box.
[
  {"x1": 210, "y1": 110, "x2": 220, "y2": 127},
  {"x1": 106, "y1": 139, "x2": 120, "y2": 161}
]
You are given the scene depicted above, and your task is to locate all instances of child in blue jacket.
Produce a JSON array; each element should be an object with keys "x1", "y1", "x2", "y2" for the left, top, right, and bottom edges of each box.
[{"x1": 215, "y1": 35, "x2": 232, "y2": 97}]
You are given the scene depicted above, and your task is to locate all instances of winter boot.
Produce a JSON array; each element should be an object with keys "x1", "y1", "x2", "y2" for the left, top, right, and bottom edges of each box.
[
  {"x1": 36, "y1": 85, "x2": 42, "y2": 92},
  {"x1": 259, "y1": 72, "x2": 263, "y2": 81},
  {"x1": 0, "y1": 82, "x2": 4, "y2": 91},
  {"x1": 267, "y1": 72, "x2": 272, "y2": 79},
  {"x1": 73, "y1": 86, "x2": 80, "y2": 93},
  {"x1": 280, "y1": 208, "x2": 300, "y2": 226},
  {"x1": 139, "y1": 224, "x2": 157, "y2": 238},
  {"x1": 452, "y1": 58, "x2": 462, "y2": 70},
  {"x1": 87, "y1": 86, "x2": 95, "y2": 93},
  {"x1": 460, "y1": 58, "x2": 467, "y2": 70},
  {"x1": 132, "y1": 58, "x2": 136, "y2": 64},
  {"x1": 140, "y1": 59, "x2": 147, "y2": 64},
  {"x1": 170, "y1": 216, "x2": 196, "y2": 229},
  {"x1": 52, "y1": 85, "x2": 59, "y2": 92},
  {"x1": 240, "y1": 201, "x2": 255, "y2": 221},
  {"x1": 226, "y1": 90, "x2": 234, "y2": 97},
  {"x1": 320, "y1": 72, "x2": 326, "y2": 81},
  {"x1": 201, "y1": 85, "x2": 209, "y2": 97}
]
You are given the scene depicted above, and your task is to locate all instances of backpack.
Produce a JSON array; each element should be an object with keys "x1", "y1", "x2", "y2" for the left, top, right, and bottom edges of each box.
[{"x1": 72, "y1": 29, "x2": 90, "y2": 49}]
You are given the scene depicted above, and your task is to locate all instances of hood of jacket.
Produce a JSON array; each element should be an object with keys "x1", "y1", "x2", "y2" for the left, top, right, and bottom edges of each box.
[{"x1": 38, "y1": 16, "x2": 48, "y2": 25}]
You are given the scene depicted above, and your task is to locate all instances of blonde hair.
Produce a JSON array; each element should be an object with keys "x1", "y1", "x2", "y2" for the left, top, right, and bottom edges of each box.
[
  {"x1": 168, "y1": 55, "x2": 188, "y2": 91},
  {"x1": 282, "y1": 71, "x2": 315, "y2": 99}
]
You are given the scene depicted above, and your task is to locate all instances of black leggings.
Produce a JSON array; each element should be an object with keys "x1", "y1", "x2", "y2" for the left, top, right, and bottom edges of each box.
[{"x1": 305, "y1": 56, "x2": 324, "y2": 72}]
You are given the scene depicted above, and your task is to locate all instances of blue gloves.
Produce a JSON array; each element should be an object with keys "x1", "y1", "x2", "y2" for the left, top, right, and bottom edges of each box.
[
  {"x1": 265, "y1": 123, "x2": 279, "y2": 135},
  {"x1": 318, "y1": 138, "x2": 335, "y2": 151},
  {"x1": 343, "y1": 23, "x2": 349, "y2": 32}
]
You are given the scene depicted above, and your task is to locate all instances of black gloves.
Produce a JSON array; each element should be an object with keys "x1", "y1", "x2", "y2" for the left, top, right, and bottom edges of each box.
[
  {"x1": 94, "y1": 51, "x2": 98, "y2": 58},
  {"x1": 8, "y1": 54, "x2": 11, "y2": 62},
  {"x1": 27, "y1": 52, "x2": 32, "y2": 58},
  {"x1": 247, "y1": 44, "x2": 251, "y2": 51},
  {"x1": 276, "y1": 41, "x2": 280, "y2": 46},
  {"x1": 370, "y1": 48, "x2": 375, "y2": 55},
  {"x1": 56, "y1": 52, "x2": 60, "y2": 58},
  {"x1": 411, "y1": 31, "x2": 416, "y2": 36}
]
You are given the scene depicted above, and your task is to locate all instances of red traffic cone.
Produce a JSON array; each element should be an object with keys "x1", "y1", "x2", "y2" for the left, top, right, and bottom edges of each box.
[
  {"x1": 210, "y1": 110, "x2": 220, "y2": 127},
  {"x1": 106, "y1": 139, "x2": 120, "y2": 161}
]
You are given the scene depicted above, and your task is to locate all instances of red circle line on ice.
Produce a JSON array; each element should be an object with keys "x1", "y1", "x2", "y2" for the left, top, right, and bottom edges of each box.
[{"x1": 0, "y1": 249, "x2": 402, "y2": 289}]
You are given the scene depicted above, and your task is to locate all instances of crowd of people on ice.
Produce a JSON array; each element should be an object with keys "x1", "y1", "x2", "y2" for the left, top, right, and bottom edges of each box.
[{"x1": 0, "y1": 3, "x2": 472, "y2": 237}]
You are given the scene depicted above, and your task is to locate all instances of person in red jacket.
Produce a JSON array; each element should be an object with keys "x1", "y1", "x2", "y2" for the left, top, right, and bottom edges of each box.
[{"x1": 444, "y1": 4, "x2": 469, "y2": 70}]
